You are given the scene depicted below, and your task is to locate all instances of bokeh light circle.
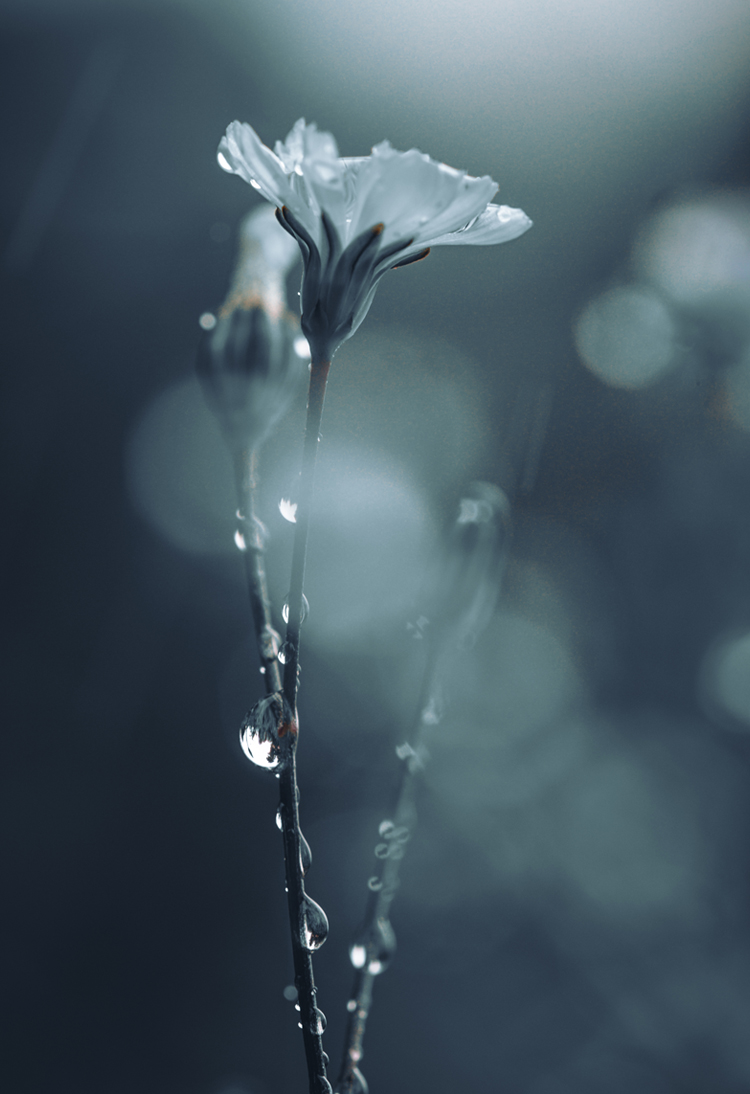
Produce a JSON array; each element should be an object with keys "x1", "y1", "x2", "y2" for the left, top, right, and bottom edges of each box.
[{"x1": 574, "y1": 286, "x2": 677, "y2": 389}]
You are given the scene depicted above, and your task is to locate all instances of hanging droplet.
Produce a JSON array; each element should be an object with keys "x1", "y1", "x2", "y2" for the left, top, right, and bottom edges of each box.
[
  {"x1": 322, "y1": 1052, "x2": 330, "y2": 1066},
  {"x1": 346, "y1": 998, "x2": 357, "y2": 1012},
  {"x1": 309, "y1": 1006, "x2": 327, "y2": 1035},
  {"x1": 367, "y1": 877, "x2": 383, "y2": 892},
  {"x1": 349, "y1": 917, "x2": 397, "y2": 977},
  {"x1": 299, "y1": 830, "x2": 313, "y2": 875},
  {"x1": 282, "y1": 593, "x2": 310, "y2": 624},
  {"x1": 315, "y1": 1077, "x2": 333, "y2": 1094},
  {"x1": 349, "y1": 943, "x2": 366, "y2": 969},
  {"x1": 279, "y1": 498, "x2": 298, "y2": 523},
  {"x1": 301, "y1": 894, "x2": 329, "y2": 951},
  {"x1": 341, "y1": 1068, "x2": 369, "y2": 1094},
  {"x1": 378, "y1": 819, "x2": 394, "y2": 838},
  {"x1": 239, "y1": 694, "x2": 286, "y2": 772},
  {"x1": 278, "y1": 640, "x2": 294, "y2": 665},
  {"x1": 234, "y1": 529, "x2": 247, "y2": 551},
  {"x1": 295, "y1": 1003, "x2": 301, "y2": 1012},
  {"x1": 276, "y1": 806, "x2": 284, "y2": 831}
]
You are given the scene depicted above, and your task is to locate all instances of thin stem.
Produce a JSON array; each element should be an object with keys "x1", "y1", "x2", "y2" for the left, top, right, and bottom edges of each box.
[
  {"x1": 337, "y1": 645, "x2": 439, "y2": 1094},
  {"x1": 233, "y1": 447, "x2": 282, "y2": 695},
  {"x1": 282, "y1": 358, "x2": 331, "y2": 720},
  {"x1": 277, "y1": 358, "x2": 332, "y2": 1094}
]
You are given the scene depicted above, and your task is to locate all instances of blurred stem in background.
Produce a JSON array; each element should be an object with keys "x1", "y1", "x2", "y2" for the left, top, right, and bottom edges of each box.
[{"x1": 337, "y1": 484, "x2": 512, "y2": 1094}]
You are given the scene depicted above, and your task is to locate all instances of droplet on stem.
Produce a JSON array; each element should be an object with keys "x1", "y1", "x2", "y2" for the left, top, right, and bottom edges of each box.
[
  {"x1": 301, "y1": 893, "x2": 329, "y2": 951},
  {"x1": 239, "y1": 694, "x2": 287, "y2": 772},
  {"x1": 283, "y1": 593, "x2": 310, "y2": 623},
  {"x1": 299, "y1": 830, "x2": 313, "y2": 875}
]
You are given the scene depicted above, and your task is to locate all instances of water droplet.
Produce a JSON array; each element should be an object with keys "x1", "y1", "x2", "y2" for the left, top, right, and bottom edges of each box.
[
  {"x1": 378, "y1": 820, "x2": 394, "y2": 838},
  {"x1": 250, "y1": 178, "x2": 262, "y2": 190},
  {"x1": 315, "y1": 1078, "x2": 333, "y2": 1094},
  {"x1": 276, "y1": 806, "x2": 283, "y2": 831},
  {"x1": 323, "y1": 1052, "x2": 330, "y2": 1066},
  {"x1": 198, "y1": 311, "x2": 216, "y2": 330},
  {"x1": 341, "y1": 1068, "x2": 369, "y2": 1094},
  {"x1": 234, "y1": 529, "x2": 247, "y2": 551},
  {"x1": 367, "y1": 877, "x2": 383, "y2": 892},
  {"x1": 282, "y1": 593, "x2": 310, "y2": 624},
  {"x1": 279, "y1": 498, "x2": 298, "y2": 523},
  {"x1": 309, "y1": 1006, "x2": 327, "y2": 1035},
  {"x1": 374, "y1": 843, "x2": 390, "y2": 859},
  {"x1": 295, "y1": 1003, "x2": 301, "y2": 1012},
  {"x1": 217, "y1": 151, "x2": 233, "y2": 172},
  {"x1": 346, "y1": 998, "x2": 357, "y2": 1012},
  {"x1": 349, "y1": 917, "x2": 396, "y2": 977},
  {"x1": 277, "y1": 640, "x2": 294, "y2": 665},
  {"x1": 299, "y1": 830, "x2": 313, "y2": 875},
  {"x1": 301, "y1": 894, "x2": 329, "y2": 951},
  {"x1": 283, "y1": 984, "x2": 298, "y2": 1001},
  {"x1": 349, "y1": 943, "x2": 367, "y2": 969},
  {"x1": 260, "y1": 666, "x2": 266, "y2": 674},
  {"x1": 294, "y1": 336, "x2": 311, "y2": 358},
  {"x1": 239, "y1": 694, "x2": 286, "y2": 771},
  {"x1": 298, "y1": 1022, "x2": 303, "y2": 1029}
]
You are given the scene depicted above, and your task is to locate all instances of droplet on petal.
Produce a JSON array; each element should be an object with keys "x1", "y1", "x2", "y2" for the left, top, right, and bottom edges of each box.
[{"x1": 217, "y1": 151, "x2": 232, "y2": 172}]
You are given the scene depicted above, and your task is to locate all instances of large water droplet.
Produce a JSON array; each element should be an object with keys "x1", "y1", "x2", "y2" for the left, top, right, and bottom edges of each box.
[
  {"x1": 278, "y1": 640, "x2": 294, "y2": 665},
  {"x1": 239, "y1": 694, "x2": 286, "y2": 771},
  {"x1": 283, "y1": 593, "x2": 310, "y2": 624},
  {"x1": 299, "y1": 830, "x2": 313, "y2": 875},
  {"x1": 301, "y1": 894, "x2": 329, "y2": 951},
  {"x1": 309, "y1": 1007, "x2": 327, "y2": 1035}
]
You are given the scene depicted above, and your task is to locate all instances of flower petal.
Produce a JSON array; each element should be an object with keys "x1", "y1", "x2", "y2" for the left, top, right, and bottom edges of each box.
[
  {"x1": 218, "y1": 121, "x2": 318, "y2": 241},
  {"x1": 423, "y1": 204, "x2": 533, "y2": 248},
  {"x1": 349, "y1": 142, "x2": 498, "y2": 249}
]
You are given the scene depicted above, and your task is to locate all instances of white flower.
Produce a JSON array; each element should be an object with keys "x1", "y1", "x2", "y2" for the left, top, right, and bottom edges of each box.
[{"x1": 218, "y1": 118, "x2": 532, "y2": 360}]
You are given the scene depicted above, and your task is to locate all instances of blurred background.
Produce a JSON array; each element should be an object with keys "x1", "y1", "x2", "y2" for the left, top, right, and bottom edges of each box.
[{"x1": 4, "y1": 1, "x2": 750, "y2": 1091}]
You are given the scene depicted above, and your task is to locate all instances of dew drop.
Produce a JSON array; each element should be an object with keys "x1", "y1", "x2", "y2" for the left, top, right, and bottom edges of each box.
[
  {"x1": 282, "y1": 593, "x2": 310, "y2": 624},
  {"x1": 239, "y1": 695, "x2": 285, "y2": 772},
  {"x1": 323, "y1": 1052, "x2": 330, "y2": 1066},
  {"x1": 315, "y1": 1078, "x2": 333, "y2": 1094},
  {"x1": 301, "y1": 894, "x2": 329, "y2": 952},
  {"x1": 295, "y1": 1003, "x2": 301, "y2": 1012},
  {"x1": 349, "y1": 943, "x2": 366, "y2": 969},
  {"x1": 367, "y1": 877, "x2": 383, "y2": 891},
  {"x1": 378, "y1": 819, "x2": 394, "y2": 838},
  {"x1": 299, "y1": 830, "x2": 313, "y2": 875},
  {"x1": 198, "y1": 311, "x2": 216, "y2": 330},
  {"x1": 346, "y1": 998, "x2": 357, "y2": 1012},
  {"x1": 234, "y1": 529, "x2": 247, "y2": 551},
  {"x1": 349, "y1": 917, "x2": 396, "y2": 977},
  {"x1": 279, "y1": 498, "x2": 298, "y2": 523},
  {"x1": 276, "y1": 806, "x2": 283, "y2": 831},
  {"x1": 309, "y1": 1006, "x2": 327, "y2": 1035},
  {"x1": 217, "y1": 151, "x2": 232, "y2": 172},
  {"x1": 278, "y1": 640, "x2": 294, "y2": 665},
  {"x1": 298, "y1": 1022, "x2": 303, "y2": 1029},
  {"x1": 250, "y1": 178, "x2": 262, "y2": 190}
]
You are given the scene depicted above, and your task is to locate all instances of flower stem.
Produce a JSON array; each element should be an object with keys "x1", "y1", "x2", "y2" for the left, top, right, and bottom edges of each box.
[
  {"x1": 277, "y1": 358, "x2": 333, "y2": 1094},
  {"x1": 282, "y1": 358, "x2": 331, "y2": 720},
  {"x1": 233, "y1": 447, "x2": 282, "y2": 695},
  {"x1": 337, "y1": 648, "x2": 438, "y2": 1094}
]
